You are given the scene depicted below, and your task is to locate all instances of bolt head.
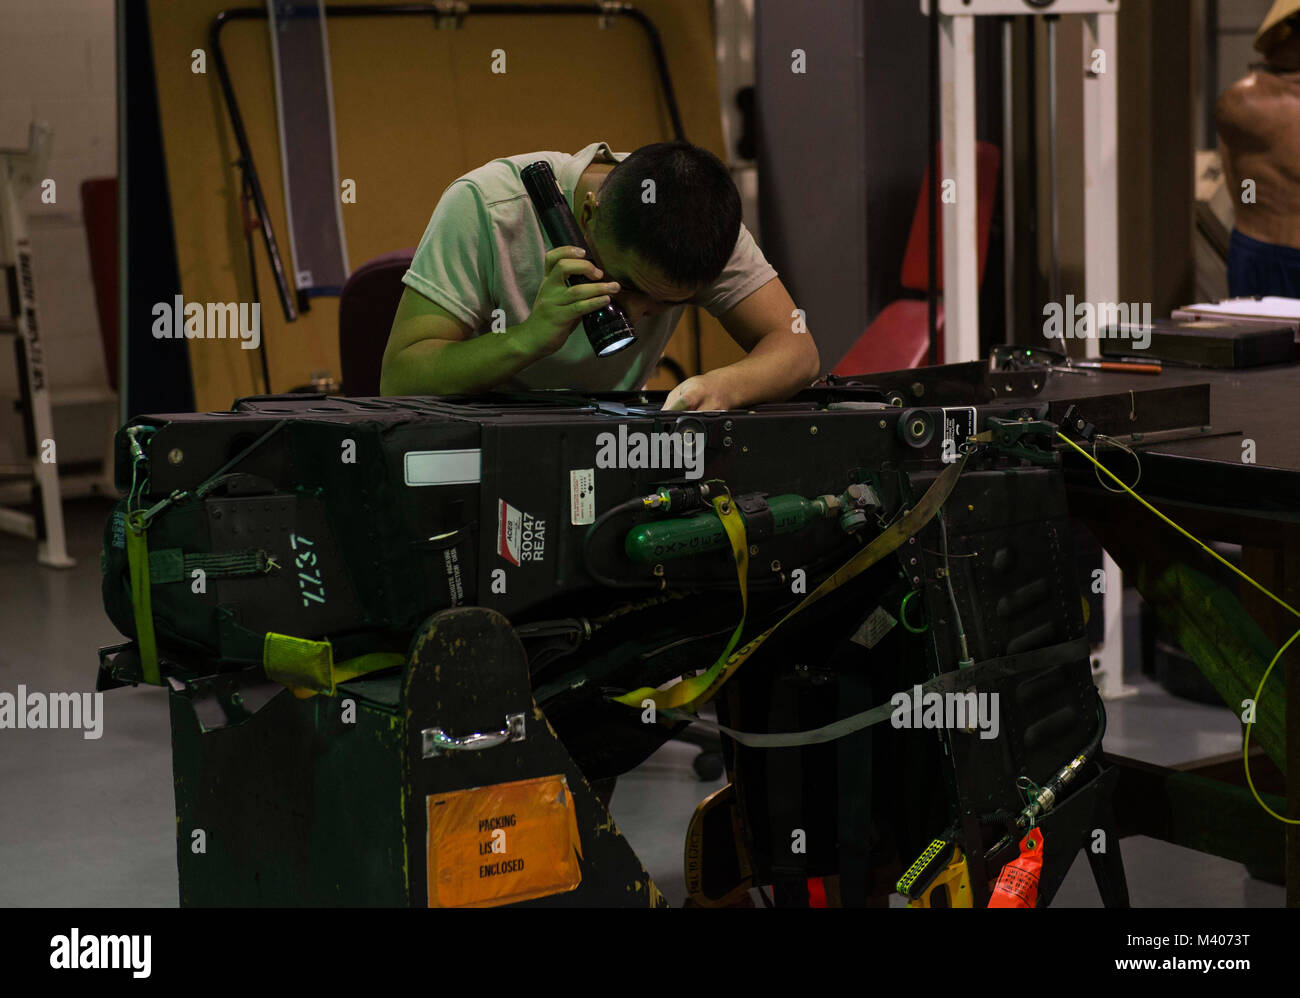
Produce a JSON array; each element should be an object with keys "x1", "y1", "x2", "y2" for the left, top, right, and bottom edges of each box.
[{"x1": 167, "y1": 448, "x2": 184, "y2": 465}]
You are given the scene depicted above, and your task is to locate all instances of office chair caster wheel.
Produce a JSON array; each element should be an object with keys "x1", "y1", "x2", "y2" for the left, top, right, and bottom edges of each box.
[{"x1": 693, "y1": 750, "x2": 724, "y2": 781}]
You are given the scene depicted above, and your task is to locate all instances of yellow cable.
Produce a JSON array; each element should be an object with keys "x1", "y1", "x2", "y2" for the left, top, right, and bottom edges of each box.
[
  {"x1": 1056, "y1": 433, "x2": 1300, "y2": 623},
  {"x1": 1056, "y1": 430, "x2": 1300, "y2": 824},
  {"x1": 1243, "y1": 628, "x2": 1300, "y2": 824}
]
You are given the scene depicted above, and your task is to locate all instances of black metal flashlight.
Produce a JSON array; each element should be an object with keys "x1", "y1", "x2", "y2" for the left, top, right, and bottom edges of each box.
[{"x1": 521, "y1": 161, "x2": 637, "y2": 358}]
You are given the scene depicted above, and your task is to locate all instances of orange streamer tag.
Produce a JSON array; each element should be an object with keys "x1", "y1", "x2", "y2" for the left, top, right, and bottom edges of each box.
[
  {"x1": 426, "y1": 774, "x2": 583, "y2": 908},
  {"x1": 988, "y1": 827, "x2": 1044, "y2": 908}
]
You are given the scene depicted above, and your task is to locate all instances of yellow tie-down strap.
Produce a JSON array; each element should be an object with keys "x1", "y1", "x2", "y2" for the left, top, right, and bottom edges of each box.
[
  {"x1": 125, "y1": 510, "x2": 162, "y2": 686},
  {"x1": 613, "y1": 493, "x2": 749, "y2": 712},
  {"x1": 263, "y1": 632, "x2": 405, "y2": 698},
  {"x1": 615, "y1": 455, "x2": 969, "y2": 715}
]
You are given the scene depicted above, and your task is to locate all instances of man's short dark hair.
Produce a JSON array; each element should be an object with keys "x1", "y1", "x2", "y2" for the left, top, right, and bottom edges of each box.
[{"x1": 598, "y1": 141, "x2": 742, "y2": 288}]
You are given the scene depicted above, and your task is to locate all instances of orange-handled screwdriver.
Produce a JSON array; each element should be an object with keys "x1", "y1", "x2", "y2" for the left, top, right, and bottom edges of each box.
[{"x1": 1072, "y1": 360, "x2": 1163, "y2": 374}]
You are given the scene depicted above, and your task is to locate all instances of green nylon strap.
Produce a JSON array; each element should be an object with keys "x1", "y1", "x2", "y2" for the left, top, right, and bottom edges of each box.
[
  {"x1": 148, "y1": 548, "x2": 271, "y2": 584},
  {"x1": 125, "y1": 510, "x2": 162, "y2": 686},
  {"x1": 263, "y1": 631, "x2": 405, "y2": 696}
]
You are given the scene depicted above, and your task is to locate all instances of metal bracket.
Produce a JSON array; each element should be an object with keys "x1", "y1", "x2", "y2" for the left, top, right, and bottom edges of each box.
[
  {"x1": 1060, "y1": 404, "x2": 1098, "y2": 442},
  {"x1": 422, "y1": 712, "x2": 526, "y2": 758},
  {"x1": 598, "y1": 1, "x2": 629, "y2": 30},
  {"x1": 188, "y1": 672, "x2": 285, "y2": 732},
  {"x1": 433, "y1": 1, "x2": 468, "y2": 29},
  {"x1": 976, "y1": 416, "x2": 1061, "y2": 465},
  {"x1": 271, "y1": 0, "x2": 295, "y2": 33}
]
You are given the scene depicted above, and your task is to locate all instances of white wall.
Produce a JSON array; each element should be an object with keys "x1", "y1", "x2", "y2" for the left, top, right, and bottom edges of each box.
[
  {"x1": 713, "y1": 0, "x2": 759, "y2": 239},
  {"x1": 1217, "y1": 0, "x2": 1275, "y2": 98},
  {"x1": 0, "y1": 0, "x2": 117, "y2": 468}
]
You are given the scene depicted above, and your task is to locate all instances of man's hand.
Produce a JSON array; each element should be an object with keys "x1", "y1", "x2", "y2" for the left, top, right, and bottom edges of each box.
[
  {"x1": 664, "y1": 372, "x2": 735, "y2": 411},
  {"x1": 662, "y1": 279, "x2": 820, "y2": 411},
  {"x1": 515, "y1": 246, "x2": 622, "y2": 356}
]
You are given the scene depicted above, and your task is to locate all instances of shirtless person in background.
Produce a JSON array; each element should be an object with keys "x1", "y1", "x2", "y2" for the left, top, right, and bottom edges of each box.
[{"x1": 1215, "y1": 0, "x2": 1300, "y2": 297}]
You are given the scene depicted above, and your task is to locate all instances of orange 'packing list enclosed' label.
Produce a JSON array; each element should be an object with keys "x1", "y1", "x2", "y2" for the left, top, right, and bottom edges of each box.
[{"x1": 426, "y1": 774, "x2": 583, "y2": 908}]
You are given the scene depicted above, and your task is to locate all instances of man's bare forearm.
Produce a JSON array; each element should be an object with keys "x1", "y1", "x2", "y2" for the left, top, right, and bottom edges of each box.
[
  {"x1": 707, "y1": 329, "x2": 820, "y2": 408},
  {"x1": 380, "y1": 325, "x2": 544, "y2": 396}
]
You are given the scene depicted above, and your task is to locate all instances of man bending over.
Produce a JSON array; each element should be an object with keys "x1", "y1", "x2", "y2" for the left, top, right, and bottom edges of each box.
[{"x1": 380, "y1": 141, "x2": 819, "y2": 410}]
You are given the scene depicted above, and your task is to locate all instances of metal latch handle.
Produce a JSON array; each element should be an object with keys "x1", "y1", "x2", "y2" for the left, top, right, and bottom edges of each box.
[{"x1": 421, "y1": 713, "x2": 526, "y2": 758}]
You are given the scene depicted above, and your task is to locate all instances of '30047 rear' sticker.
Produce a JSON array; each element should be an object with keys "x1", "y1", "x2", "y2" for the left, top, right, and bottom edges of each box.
[{"x1": 497, "y1": 500, "x2": 547, "y2": 566}]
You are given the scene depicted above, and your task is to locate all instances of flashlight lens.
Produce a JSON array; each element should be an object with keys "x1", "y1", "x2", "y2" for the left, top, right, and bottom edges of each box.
[
  {"x1": 586, "y1": 308, "x2": 637, "y2": 357},
  {"x1": 597, "y1": 335, "x2": 635, "y2": 357}
]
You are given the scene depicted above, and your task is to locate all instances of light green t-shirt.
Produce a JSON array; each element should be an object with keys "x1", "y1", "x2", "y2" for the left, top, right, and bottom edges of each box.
[{"x1": 402, "y1": 141, "x2": 777, "y2": 392}]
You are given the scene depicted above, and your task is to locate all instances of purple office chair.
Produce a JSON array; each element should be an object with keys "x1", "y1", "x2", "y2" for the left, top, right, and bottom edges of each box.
[{"x1": 338, "y1": 248, "x2": 416, "y2": 396}]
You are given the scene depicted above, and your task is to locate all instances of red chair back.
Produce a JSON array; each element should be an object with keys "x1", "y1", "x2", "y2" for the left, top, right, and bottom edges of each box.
[
  {"x1": 900, "y1": 141, "x2": 1002, "y2": 292},
  {"x1": 81, "y1": 178, "x2": 119, "y2": 391},
  {"x1": 832, "y1": 142, "x2": 1000, "y2": 376}
]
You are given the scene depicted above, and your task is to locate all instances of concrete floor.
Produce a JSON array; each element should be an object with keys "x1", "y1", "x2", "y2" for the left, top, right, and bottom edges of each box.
[{"x1": 0, "y1": 497, "x2": 1284, "y2": 907}]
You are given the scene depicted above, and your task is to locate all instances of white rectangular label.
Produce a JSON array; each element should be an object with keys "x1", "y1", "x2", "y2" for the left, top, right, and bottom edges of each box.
[
  {"x1": 404, "y1": 449, "x2": 481, "y2": 486},
  {"x1": 941, "y1": 407, "x2": 976, "y2": 449},
  {"x1": 851, "y1": 605, "x2": 897, "y2": 650},
  {"x1": 570, "y1": 469, "x2": 595, "y2": 526}
]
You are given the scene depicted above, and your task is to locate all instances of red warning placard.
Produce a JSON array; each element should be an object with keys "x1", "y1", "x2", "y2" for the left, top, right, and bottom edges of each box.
[
  {"x1": 988, "y1": 827, "x2": 1043, "y2": 908},
  {"x1": 426, "y1": 774, "x2": 582, "y2": 908}
]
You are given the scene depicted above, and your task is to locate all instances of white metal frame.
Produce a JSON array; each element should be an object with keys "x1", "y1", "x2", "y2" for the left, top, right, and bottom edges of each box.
[
  {"x1": 1081, "y1": 11, "x2": 1119, "y2": 360},
  {"x1": 922, "y1": 0, "x2": 1132, "y2": 698},
  {"x1": 0, "y1": 122, "x2": 75, "y2": 568},
  {"x1": 1080, "y1": 11, "x2": 1134, "y2": 698},
  {"x1": 939, "y1": 12, "x2": 980, "y2": 366}
]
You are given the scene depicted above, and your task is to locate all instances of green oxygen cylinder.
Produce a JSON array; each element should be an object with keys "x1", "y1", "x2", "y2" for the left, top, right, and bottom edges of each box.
[{"x1": 623, "y1": 494, "x2": 829, "y2": 564}]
